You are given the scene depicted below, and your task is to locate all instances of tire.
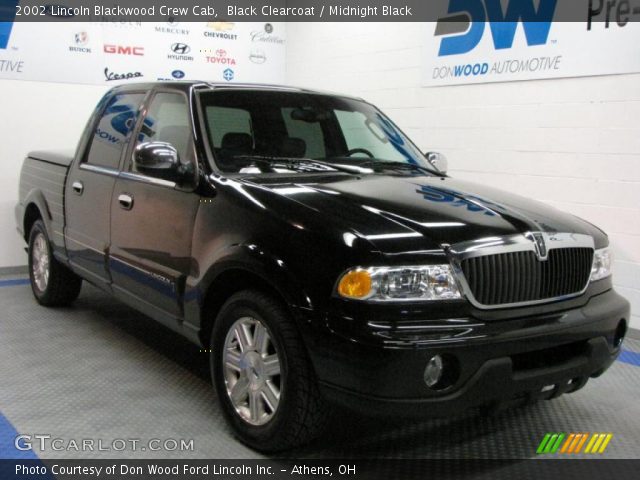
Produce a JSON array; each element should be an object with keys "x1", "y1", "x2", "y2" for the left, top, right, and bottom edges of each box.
[
  {"x1": 211, "y1": 290, "x2": 328, "y2": 452},
  {"x1": 28, "y1": 220, "x2": 82, "y2": 306}
]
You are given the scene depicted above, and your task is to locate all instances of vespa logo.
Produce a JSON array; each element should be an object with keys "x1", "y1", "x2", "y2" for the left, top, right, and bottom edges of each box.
[
  {"x1": 436, "y1": 0, "x2": 557, "y2": 57},
  {"x1": 528, "y1": 232, "x2": 548, "y2": 261}
]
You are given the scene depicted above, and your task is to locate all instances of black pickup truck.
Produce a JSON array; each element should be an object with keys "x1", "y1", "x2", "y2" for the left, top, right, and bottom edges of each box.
[{"x1": 16, "y1": 82, "x2": 630, "y2": 451}]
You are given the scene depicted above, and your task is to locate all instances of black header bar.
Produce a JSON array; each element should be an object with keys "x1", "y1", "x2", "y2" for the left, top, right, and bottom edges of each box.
[{"x1": 2, "y1": 0, "x2": 640, "y2": 23}]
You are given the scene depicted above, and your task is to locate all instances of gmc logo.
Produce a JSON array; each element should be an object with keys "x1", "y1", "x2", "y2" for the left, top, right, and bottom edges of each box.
[
  {"x1": 435, "y1": 0, "x2": 557, "y2": 56},
  {"x1": 103, "y1": 45, "x2": 145, "y2": 56}
]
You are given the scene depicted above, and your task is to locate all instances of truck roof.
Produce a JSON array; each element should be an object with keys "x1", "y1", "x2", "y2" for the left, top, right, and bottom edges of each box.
[{"x1": 108, "y1": 81, "x2": 366, "y2": 102}]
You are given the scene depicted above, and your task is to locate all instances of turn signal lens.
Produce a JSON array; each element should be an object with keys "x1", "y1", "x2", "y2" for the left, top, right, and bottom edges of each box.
[
  {"x1": 337, "y1": 270, "x2": 372, "y2": 299},
  {"x1": 336, "y1": 265, "x2": 461, "y2": 302}
]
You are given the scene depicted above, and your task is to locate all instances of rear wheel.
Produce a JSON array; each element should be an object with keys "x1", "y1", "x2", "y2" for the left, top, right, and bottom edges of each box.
[
  {"x1": 28, "y1": 220, "x2": 82, "y2": 306},
  {"x1": 211, "y1": 290, "x2": 328, "y2": 452}
]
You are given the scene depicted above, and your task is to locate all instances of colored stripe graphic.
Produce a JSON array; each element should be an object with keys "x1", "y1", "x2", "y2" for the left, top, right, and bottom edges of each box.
[
  {"x1": 0, "y1": 278, "x2": 30, "y2": 287},
  {"x1": 538, "y1": 433, "x2": 613, "y2": 454},
  {"x1": 0, "y1": 413, "x2": 38, "y2": 460},
  {"x1": 537, "y1": 433, "x2": 565, "y2": 454},
  {"x1": 618, "y1": 349, "x2": 640, "y2": 367}
]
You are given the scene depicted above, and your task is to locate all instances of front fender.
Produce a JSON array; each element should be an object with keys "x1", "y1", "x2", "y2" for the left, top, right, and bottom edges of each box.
[{"x1": 183, "y1": 243, "x2": 315, "y2": 338}]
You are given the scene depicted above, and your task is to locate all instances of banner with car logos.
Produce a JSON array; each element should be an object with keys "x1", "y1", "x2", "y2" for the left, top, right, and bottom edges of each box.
[{"x1": 0, "y1": 20, "x2": 285, "y2": 85}]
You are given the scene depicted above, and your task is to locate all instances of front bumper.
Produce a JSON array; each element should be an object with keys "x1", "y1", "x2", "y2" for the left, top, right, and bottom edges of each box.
[{"x1": 302, "y1": 288, "x2": 630, "y2": 417}]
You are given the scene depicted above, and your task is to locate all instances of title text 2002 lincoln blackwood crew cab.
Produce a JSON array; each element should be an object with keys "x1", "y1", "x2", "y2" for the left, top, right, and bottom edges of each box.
[{"x1": 16, "y1": 82, "x2": 630, "y2": 451}]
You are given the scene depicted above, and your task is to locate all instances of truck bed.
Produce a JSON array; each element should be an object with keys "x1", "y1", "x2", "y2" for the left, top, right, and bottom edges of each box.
[{"x1": 16, "y1": 150, "x2": 72, "y2": 257}]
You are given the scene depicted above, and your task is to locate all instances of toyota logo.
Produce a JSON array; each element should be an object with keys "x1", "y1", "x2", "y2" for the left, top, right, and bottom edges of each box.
[{"x1": 171, "y1": 43, "x2": 190, "y2": 54}]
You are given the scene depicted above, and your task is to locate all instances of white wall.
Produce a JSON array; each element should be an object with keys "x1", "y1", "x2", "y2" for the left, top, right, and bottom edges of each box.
[
  {"x1": 0, "y1": 80, "x2": 109, "y2": 267},
  {"x1": 286, "y1": 23, "x2": 640, "y2": 329}
]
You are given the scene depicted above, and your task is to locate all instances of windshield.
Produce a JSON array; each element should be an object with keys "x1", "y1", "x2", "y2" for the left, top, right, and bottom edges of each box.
[{"x1": 199, "y1": 89, "x2": 436, "y2": 175}]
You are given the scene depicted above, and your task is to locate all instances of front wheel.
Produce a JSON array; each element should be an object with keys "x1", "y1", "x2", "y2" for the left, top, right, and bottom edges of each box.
[
  {"x1": 28, "y1": 220, "x2": 82, "y2": 306},
  {"x1": 211, "y1": 290, "x2": 328, "y2": 452}
]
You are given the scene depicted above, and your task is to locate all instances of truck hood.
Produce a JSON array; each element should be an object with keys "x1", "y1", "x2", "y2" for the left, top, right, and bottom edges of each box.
[{"x1": 245, "y1": 174, "x2": 607, "y2": 254}]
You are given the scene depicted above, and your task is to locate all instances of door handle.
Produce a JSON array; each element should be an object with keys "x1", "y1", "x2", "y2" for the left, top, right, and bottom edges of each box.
[
  {"x1": 118, "y1": 193, "x2": 134, "y2": 210},
  {"x1": 72, "y1": 181, "x2": 84, "y2": 195}
]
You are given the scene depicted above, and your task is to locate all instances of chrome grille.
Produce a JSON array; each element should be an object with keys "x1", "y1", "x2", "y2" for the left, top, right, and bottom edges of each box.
[{"x1": 460, "y1": 248, "x2": 594, "y2": 306}]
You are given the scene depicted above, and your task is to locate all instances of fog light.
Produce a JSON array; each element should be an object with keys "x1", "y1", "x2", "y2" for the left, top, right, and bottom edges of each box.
[
  {"x1": 614, "y1": 319, "x2": 627, "y2": 348},
  {"x1": 424, "y1": 355, "x2": 444, "y2": 388}
]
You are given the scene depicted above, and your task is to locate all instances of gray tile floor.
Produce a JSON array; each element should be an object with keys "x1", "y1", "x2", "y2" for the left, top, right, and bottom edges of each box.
[{"x1": 1, "y1": 280, "x2": 639, "y2": 459}]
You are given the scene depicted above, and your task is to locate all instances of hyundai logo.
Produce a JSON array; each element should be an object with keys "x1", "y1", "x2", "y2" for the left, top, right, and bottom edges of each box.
[
  {"x1": 171, "y1": 70, "x2": 185, "y2": 79},
  {"x1": 171, "y1": 43, "x2": 190, "y2": 54}
]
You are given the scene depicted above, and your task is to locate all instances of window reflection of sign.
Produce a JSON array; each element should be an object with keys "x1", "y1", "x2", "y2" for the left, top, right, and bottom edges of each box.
[
  {"x1": 138, "y1": 116, "x2": 156, "y2": 143},
  {"x1": 94, "y1": 99, "x2": 138, "y2": 147},
  {"x1": 416, "y1": 185, "x2": 499, "y2": 217},
  {"x1": 375, "y1": 113, "x2": 415, "y2": 164}
]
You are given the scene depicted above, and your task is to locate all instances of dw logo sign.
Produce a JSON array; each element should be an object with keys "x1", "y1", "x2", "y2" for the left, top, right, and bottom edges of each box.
[
  {"x1": 436, "y1": 0, "x2": 558, "y2": 56},
  {"x1": 0, "y1": 0, "x2": 20, "y2": 50}
]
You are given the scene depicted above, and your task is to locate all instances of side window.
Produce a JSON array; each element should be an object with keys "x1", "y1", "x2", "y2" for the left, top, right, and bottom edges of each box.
[
  {"x1": 206, "y1": 106, "x2": 253, "y2": 148},
  {"x1": 134, "y1": 92, "x2": 191, "y2": 172},
  {"x1": 84, "y1": 93, "x2": 144, "y2": 169},
  {"x1": 281, "y1": 108, "x2": 326, "y2": 158}
]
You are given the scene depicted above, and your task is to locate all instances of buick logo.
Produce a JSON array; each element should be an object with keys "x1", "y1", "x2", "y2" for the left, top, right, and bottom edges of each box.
[
  {"x1": 171, "y1": 43, "x2": 190, "y2": 54},
  {"x1": 74, "y1": 32, "x2": 88, "y2": 45}
]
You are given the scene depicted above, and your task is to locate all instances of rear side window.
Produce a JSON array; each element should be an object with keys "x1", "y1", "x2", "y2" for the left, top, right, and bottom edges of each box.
[{"x1": 84, "y1": 93, "x2": 144, "y2": 169}]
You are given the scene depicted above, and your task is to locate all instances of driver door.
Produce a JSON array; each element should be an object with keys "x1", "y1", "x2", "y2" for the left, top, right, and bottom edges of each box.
[{"x1": 109, "y1": 90, "x2": 200, "y2": 323}]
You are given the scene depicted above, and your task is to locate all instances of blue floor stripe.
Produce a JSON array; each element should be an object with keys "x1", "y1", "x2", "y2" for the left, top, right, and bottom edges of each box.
[
  {"x1": 0, "y1": 279, "x2": 29, "y2": 288},
  {"x1": 0, "y1": 414, "x2": 38, "y2": 460},
  {"x1": 618, "y1": 349, "x2": 640, "y2": 367}
]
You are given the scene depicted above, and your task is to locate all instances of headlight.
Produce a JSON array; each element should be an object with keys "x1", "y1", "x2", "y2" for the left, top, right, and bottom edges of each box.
[
  {"x1": 590, "y1": 247, "x2": 612, "y2": 282},
  {"x1": 336, "y1": 265, "x2": 461, "y2": 301}
]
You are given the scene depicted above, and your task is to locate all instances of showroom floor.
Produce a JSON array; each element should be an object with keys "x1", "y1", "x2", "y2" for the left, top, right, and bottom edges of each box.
[{"x1": 1, "y1": 274, "x2": 639, "y2": 460}]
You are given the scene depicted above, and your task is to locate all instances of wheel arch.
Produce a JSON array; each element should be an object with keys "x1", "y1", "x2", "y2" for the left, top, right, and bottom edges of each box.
[
  {"x1": 22, "y1": 190, "x2": 54, "y2": 242},
  {"x1": 195, "y1": 246, "x2": 315, "y2": 348}
]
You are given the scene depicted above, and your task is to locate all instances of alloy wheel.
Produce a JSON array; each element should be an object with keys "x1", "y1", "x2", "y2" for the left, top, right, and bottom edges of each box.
[
  {"x1": 223, "y1": 316, "x2": 282, "y2": 426},
  {"x1": 32, "y1": 233, "x2": 50, "y2": 292}
]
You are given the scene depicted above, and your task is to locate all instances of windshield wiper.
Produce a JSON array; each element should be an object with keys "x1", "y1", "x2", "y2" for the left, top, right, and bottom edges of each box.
[
  {"x1": 234, "y1": 155, "x2": 365, "y2": 174},
  {"x1": 359, "y1": 160, "x2": 439, "y2": 175}
]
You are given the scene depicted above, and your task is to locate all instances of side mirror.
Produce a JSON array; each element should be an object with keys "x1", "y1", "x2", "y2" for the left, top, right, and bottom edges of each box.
[
  {"x1": 426, "y1": 151, "x2": 448, "y2": 175},
  {"x1": 133, "y1": 142, "x2": 181, "y2": 182}
]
